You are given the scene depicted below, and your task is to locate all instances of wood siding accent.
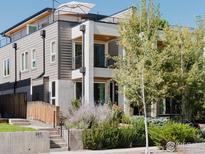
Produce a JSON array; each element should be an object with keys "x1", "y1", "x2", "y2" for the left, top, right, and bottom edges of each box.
[{"x1": 58, "y1": 21, "x2": 78, "y2": 79}]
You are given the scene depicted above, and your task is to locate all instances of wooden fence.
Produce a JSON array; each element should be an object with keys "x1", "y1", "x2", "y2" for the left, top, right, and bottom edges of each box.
[
  {"x1": 0, "y1": 93, "x2": 27, "y2": 118},
  {"x1": 27, "y1": 101, "x2": 59, "y2": 126}
]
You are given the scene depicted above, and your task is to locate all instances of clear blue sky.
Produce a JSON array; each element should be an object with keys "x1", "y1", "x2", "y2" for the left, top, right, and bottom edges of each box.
[{"x1": 0, "y1": 0, "x2": 205, "y2": 34}]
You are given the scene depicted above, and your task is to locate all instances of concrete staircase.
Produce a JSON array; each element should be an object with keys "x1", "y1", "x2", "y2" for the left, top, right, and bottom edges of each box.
[
  {"x1": 9, "y1": 119, "x2": 31, "y2": 125},
  {"x1": 42, "y1": 128, "x2": 68, "y2": 152}
]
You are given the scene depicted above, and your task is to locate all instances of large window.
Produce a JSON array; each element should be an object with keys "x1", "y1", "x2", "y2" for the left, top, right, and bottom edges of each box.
[
  {"x1": 75, "y1": 43, "x2": 82, "y2": 69},
  {"x1": 75, "y1": 82, "x2": 105, "y2": 105},
  {"x1": 31, "y1": 49, "x2": 37, "y2": 69},
  {"x1": 3, "y1": 58, "x2": 10, "y2": 77},
  {"x1": 94, "y1": 44, "x2": 105, "y2": 67},
  {"x1": 50, "y1": 41, "x2": 56, "y2": 63},
  {"x1": 21, "y1": 52, "x2": 28, "y2": 71},
  {"x1": 94, "y1": 83, "x2": 105, "y2": 105},
  {"x1": 74, "y1": 43, "x2": 105, "y2": 68}
]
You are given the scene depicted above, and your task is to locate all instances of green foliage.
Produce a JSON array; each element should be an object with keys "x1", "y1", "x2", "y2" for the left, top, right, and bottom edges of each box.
[
  {"x1": 71, "y1": 99, "x2": 81, "y2": 110},
  {"x1": 149, "y1": 122, "x2": 202, "y2": 149},
  {"x1": 111, "y1": 104, "x2": 123, "y2": 122},
  {"x1": 83, "y1": 122, "x2": 121, "y2": 150},
  {"x1": 118, "y1": 127, "x2": 135, "y2": 148},
  {"x1": 131, "y1": 117, "x2": 155, "y2": 146},
  {"x1": 121, "y1": 114, "x2": 131, "y2": 124},
  {"x1": 115, "y1": 0, "x2": 205, "y2": 120},
  {"x1": 83, "y1": 117, "x2": 152, "y2": 150},
  {"x1": 115, "y1": 0, "x2": 166, "y2": 108}
]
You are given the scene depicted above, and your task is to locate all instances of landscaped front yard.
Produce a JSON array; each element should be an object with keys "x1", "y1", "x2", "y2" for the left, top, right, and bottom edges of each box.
[{"x1": 0, "y1": 124, "x2": 35, "y2": 132}]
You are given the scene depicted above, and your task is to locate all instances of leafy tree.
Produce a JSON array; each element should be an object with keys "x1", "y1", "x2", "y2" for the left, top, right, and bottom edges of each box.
[
  {"x1": 114, "y1": 0, "x2": 165, "y2": 111},
  {"x1": 114, "y1": 0, "x2": 165, "y2": 153},
  {"x1": 114, "y1": 0, "x2": 205, "y2": 121},
  {"x1": 157, "y1": 26, "x2": 205, "y2": 120}
]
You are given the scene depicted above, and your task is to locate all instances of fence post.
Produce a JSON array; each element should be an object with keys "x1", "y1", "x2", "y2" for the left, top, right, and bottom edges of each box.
[{"x1": 68, "y1": 128, "x2": 70, "y2": 151}]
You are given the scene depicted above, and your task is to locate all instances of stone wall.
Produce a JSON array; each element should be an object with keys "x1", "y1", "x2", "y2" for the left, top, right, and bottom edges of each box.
[{"x1": 0, "y1": 131, "x2": 49, "y2": 154}]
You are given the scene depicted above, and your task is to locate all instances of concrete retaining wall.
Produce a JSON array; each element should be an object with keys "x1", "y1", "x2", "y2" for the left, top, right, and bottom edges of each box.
[
  {"x1": 62, "y1": 129, "x2": 84, "y2": 151},
  {"x1": 0, "y1": 131, "x2": 49, "y2": 154}
]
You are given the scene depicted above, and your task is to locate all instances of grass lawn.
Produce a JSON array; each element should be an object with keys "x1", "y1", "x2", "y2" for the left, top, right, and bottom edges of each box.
[{"x1": 0, "y1": 124, "x2": 35, "y2": 132}]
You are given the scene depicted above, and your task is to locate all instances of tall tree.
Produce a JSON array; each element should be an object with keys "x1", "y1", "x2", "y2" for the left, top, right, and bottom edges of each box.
[
  {"x1": 114, "y1": 0, "x2": 165, "y2": 153},
  {"x1": 157, "y1": 26, "x2": 205, "y2": 120}
]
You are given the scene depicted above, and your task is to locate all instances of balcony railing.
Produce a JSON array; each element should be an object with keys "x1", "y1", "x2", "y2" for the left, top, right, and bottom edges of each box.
[{"x1": 73, "y1": 55, "x2": 116, "y2": 70}]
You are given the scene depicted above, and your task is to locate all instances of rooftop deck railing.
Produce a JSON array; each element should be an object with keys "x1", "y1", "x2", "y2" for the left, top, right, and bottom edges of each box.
[
  {"x1": 0, "y1": 10, "x2": 124, "y2": 48},
  {"x1": 0, "y1": 37, "x2": 11, "y2": 48}
]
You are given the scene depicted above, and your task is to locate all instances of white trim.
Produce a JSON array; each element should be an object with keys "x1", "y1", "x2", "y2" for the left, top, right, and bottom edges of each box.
[
  {"x1": 49, "y1": 80, "x2": 59, "y2": 106},
  {"x1": 31, "y1": 48, "x2": 37, "y2": 70},
  {"x1": 2, "y1": 58, "x2": 10, "y2": 77},
  {"x1": 21, "y1": 51, "x2": 29, "y2": 72},
  {"x1": 50, "y1": 40, "x2": 57, "y2": 64}
]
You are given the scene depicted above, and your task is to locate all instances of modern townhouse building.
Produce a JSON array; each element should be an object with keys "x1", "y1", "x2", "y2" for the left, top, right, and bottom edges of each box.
[{"x1": 0, "y1": 2, "x2": 140, "y2": 116}]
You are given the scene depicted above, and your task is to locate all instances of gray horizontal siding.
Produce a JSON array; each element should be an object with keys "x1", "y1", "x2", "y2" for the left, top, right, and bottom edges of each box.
[{"x1": 0, "y1": 22, "x2": 59, "y2": 85}]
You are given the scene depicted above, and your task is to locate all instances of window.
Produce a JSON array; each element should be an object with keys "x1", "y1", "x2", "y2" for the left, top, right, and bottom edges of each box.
[
  {"x1": 94, "y1": 44, "x2": 105, "y2": 67},
  {"x1": 21, "y1": 52, "x2": 28, "y2": 71},
  {"x1": 27, "y1": 25, "x2": 38, "y2": 34},
  {"x1": 3, "y1": 58, "x2": 10, "y2": 77},
  {"x1": 50, "y1": 41, "x2": 56, "y2": 63},
  {"x1": 31, "y1": 49, "x2": 37, "y2": 69},
  {"x1": 51, "y1": 81, "x2": 56, "y2": 105},
  {"x1": 94, "y1": 83, "x2": 105, "y2": 105},
  {"x1": 75, "y1": 43, "x2": 82, "y2": 69}
]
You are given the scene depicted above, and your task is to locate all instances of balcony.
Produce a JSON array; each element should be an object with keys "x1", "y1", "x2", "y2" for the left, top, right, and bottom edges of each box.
[{"x1": 73, "y1": 55, "x2": 115, "y2": 70}]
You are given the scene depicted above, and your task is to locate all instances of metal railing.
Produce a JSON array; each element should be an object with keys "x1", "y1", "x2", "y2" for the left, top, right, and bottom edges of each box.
[
  {"x1": 99, "y1": 16, "x2": 127, "y2": 24},
  {"x1": 0, "y1": 10, "x2": 125, "y2": 48},
  {"x1": 0, "y1": 37, "x2": 11, "y2": 48},
  {"x1": 73, "y1": 55, "x2": 116, "y2": 70}
]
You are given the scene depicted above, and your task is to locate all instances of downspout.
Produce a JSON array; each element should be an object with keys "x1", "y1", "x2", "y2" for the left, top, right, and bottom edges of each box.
[
  {"x1": 12, "y1": 43, "x2": 17, "y2": 94},
  {"x1": 34, "y1": 30, "x2": 46, "y2": 79},
  {"x1": 79, "y1": 25, "x2": 86, "y2": 105}
]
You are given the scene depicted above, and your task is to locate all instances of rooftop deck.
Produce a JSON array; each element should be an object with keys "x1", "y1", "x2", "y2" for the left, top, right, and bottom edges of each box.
[{"x1": 0, "y1": 9, "x2": 124, "y2": 49}]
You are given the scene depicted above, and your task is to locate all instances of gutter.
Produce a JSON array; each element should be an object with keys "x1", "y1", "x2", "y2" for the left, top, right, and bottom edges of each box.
[{"x1": 33, "y1": 30, "x2": 46, "y2": 80}]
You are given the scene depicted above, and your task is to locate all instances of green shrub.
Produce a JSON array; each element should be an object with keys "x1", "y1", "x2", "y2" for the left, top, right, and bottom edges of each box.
[
  {"x1": 83, "y1": 117, "x2": 148, "y2": 150},
  {"x1": 83, "y1": 122, "x2": 120, "y2": 150},
  {"x1": 149, "y1": 122, "x2": 201, "y2": 149},
  {"x1": 118, "y1": 127, "x2": 135, "y2": 148},
  {"x1": 121, "y1": 114, "x2": 131, "y2": 124},
  {"x1": 131, "y1": 117, "x2": 154, "y2": 147}
]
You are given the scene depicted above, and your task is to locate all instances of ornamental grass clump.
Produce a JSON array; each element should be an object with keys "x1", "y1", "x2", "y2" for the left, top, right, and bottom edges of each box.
[{"x1": 66, "y1": 104, "x2": 112, "y2": 129}]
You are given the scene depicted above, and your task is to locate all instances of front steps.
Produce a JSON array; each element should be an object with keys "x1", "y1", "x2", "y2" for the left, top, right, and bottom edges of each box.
[
  {"x1": 9, "y1": 119, "x2": 31, "y2": 125},
  {"x1": 40, "y1": 128, "x2": 68, "y2": 152}
]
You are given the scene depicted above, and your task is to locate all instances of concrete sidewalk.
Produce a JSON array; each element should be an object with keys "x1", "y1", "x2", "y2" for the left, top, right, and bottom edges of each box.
[
  {"x1": 49, "y1": 147, "x2": 170, "y2": 154},
  {"x1": 49, "y1": 143, "x2": 205, "y2": 154}
]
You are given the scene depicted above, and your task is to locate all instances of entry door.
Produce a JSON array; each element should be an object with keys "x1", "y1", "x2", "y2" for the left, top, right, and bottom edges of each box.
[{"x1": 94, "y1": 83, "x2": 105, "y2": 105}]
